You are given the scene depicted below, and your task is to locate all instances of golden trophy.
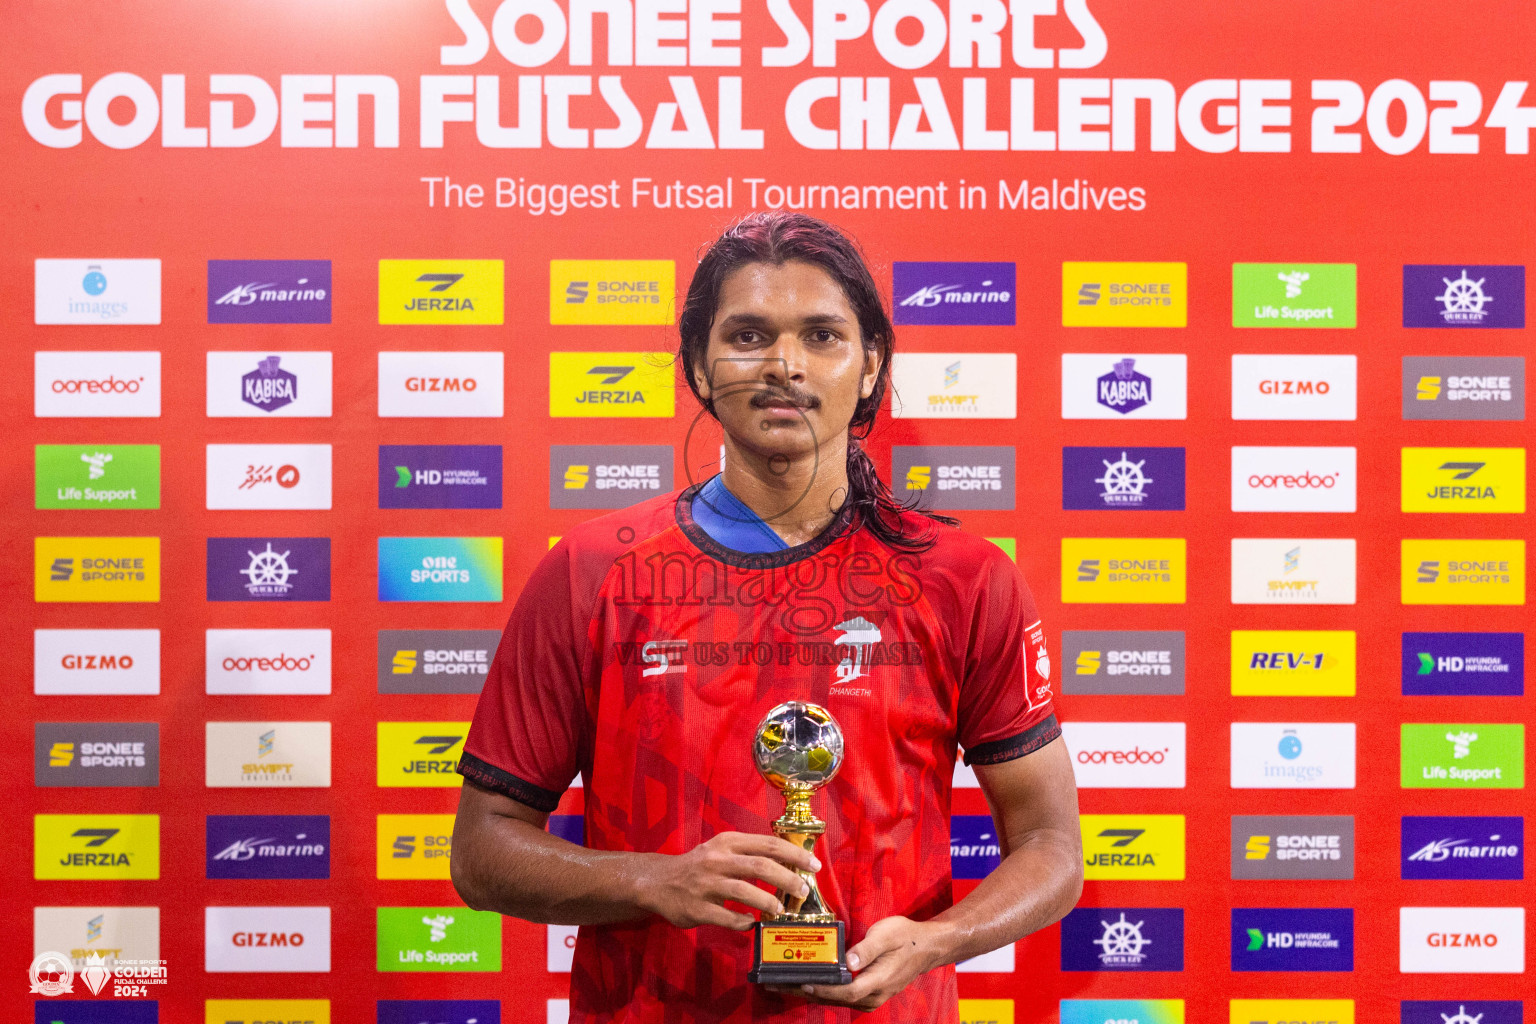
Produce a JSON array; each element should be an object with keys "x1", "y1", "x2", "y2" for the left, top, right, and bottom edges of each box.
[{"x1": 748, "y1": 700, "x2": 853, "y2": 986}]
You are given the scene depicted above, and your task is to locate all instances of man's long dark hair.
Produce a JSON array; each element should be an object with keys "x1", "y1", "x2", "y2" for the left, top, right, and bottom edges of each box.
[{"x1": 678, "y1": 211, "x2": 956, "y2": 552}]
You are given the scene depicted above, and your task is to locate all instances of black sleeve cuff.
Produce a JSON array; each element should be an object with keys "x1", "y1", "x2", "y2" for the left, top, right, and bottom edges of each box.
[
  {"x1": 963, "y1": 714, "x2": 1062, "y2": 766},
  {"x1": 457, "y1": 751, "x2": 564, "y2": 813}
]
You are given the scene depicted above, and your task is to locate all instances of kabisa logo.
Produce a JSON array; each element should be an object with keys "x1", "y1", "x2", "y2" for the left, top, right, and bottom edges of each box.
[
  {"x1": 1061, "y1": 538, "x2": 1187, "y2": 604},
  {"x1": 1400, "y1": 907, "x2": 1526, "y2": 974},
  {"x1": 1062, "y1": 447, "x2": 1186, "y2": 511},
  {"x1": 950, "y1": 815, "x2": 1003, "y2": 879},
  {"x1": 377, "y1": 906, "x2": 502, "y2": 972},
  {"x1": 204, "y1": 721, "x2": 332, "y2": 788},
  {"x1": 1230, "y1": 723, "x2": 1357, "y2": 790},
  {"x1": 206, "y1": 815, "x2": 330, "y2": 880},
  {"x1": 1231, "y1": 354, "x2": 1358, "y2": 420},
  {"x1": 207, "y1": 350, "x2": 333, "y2": 418},
  {"x1": 1231, "y1": 815, "x2": 1355, "y2": 880},
  {"x1": 240, "y1": 355, "x2": 298, "y2": 412},
  {"x1": 1061, "y1": 721, "x2": 1186, "y2": 789},
  {"x1": 33, "y1": 629, "x2": 160, "y2": 696},
  {"x1": 34, "y1": 259, "x2": 161, "y2": 324},
  {"x1": 549, "y1": 352, "x2": 676, "y2": 418},
  {"x1": 892, "y1": 262, "x2": 1016, "y2": 326},
  {"x1": 206, "y1": 538, "x2": 331, "y2": 602},
  {"x1": 1061, "y1": 262, "x2": 1187, "y2": 327},
  {"x1": 550, "y1": 445, "x2": 674, "y2": 510},
  {"x1": 1060, "y1": 907, "x2": 1184, "y2": 972},
  {"x1": 378, "y1": 629, "x2": 499, "y2": 695},
  {"x1": 34, "y1": 537, "x2": 160, "y2": 603},
  {"x1": 35, "y1": 444, "x2": 160, "y2": 510},
  {"x1": 1062, "y1": 353, "x2": 1188, "y2": 419},
  {"x1": 1401, "y1": 1004, "x2": 1523, "y2": 1024},
  {"x1": 1401, "y1": 723, "x2": 1524, "y2": 790},
  {"x1": 892, "y1": 446, "x2": 1016, "y2": 511},
  {"x1": 889, "y1": 352, "x2": 1018, "y2": 419},
  {"x1": 1402, "y1": 356, "x2": 1525, "y2": 421},
  {"x1": 1062, "y1": 631, "x2": 1186, "y2": 695},
  {"x1": 1404, "y1": 265, "x2": 1525, "y2": 328},
  {"x1": 35, "y1": 350, "x2": 162, "y2": 418},
  {"x1": 1230, "y1": 539, "x2": 1357, "y2": 605},
  {"x1": 1401, "y1": 816, "x2": 1523, "y2": 880},
  {"x1": 549, "y1": 259, "x2": 674, "y2": 325},
  {"x1": 377, "y1": 722, "x2": 469, "y2": 788},
  {"x1": 1402, "y1": 632, "x2": 1523, "y2": 696},
  {"x1": 1401, "y1": 539, "x2": 1526, "y2": 606},
  {"x1": 378, "y1": 814, "x2": 456, "y2": 879},
  {"x1": 378, "y1": 351, "x2": 505, "y2": 418},
  {"x1": 34, "y1": 814, "x2": 159, "y2": 880},
  {"x1": 378, "y1": 1001, "x2": 501, "y2": 1024},
  {"x1": 1080, "y1": 814, "x2": 1185, "y2": 880},
  {"x1": 377, "y1": 537, "x2": 503, "y2": 603},
  {"x1": 1060, "y1": 1001, "x2": 1185, "y2": 1024},
  {"x1": 1401, "y1": 447, "x2": 1526, "y2": 513},
  {"x1": 1230, "y1": 630, "x2": 1356, "y2": 696},
  {"x1": 379, "y1": 445, "x2": 503, "y2": 510},
  {"x1": 205, "y1": 906, "x2": 332, "y2": 973},
  {"x1": 378, "y1": 259, "x2": 503, "y2": 324},
  {"x1": 1097, "y1": 358, "x2": 1152, "y2": 414},
  {"x1": 34, "y1": 723, "x2": 159, "y2": 788},
  {"x1": 1232, "y1": 263, "x2": 1357, "y2": 327},
  {"x1": 1232, "y1": 909, "x2": 1353, "y2": 972},
  {"x1": 208, "y1": 260, "x2": 331, "y2": 324}
]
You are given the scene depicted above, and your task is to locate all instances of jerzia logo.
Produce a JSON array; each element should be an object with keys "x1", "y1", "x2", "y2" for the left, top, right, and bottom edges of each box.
[
  {"x1": 378, "y1": 260, "x2": 503, "y2": 324},
  {"x1": 549, "y1": 352, "x2": 676, "y2": 418},
  {"x1": 1080, "y1": 814, "x2": 1185, "y2": 879},
  {"x1": 35, "y1": 814, "x2": 160, "y2": 880},
  {"x1": 1401, "y1": 448, "x2": 1526, "y2": 513},
  {"x1": 377, "y1": 722, "x2": 469, "y2": 787}
]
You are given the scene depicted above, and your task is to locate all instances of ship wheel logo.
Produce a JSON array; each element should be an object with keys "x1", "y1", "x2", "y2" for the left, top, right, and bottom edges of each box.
[
  {"x1": 1093, "y1": 912, "x2": 1151, "y2": 965},
  {"x1": 1095, "y1": 451, "x2": 1152, "y2": 506},
  {"x1": 1436, "y1": 270, "x2": 1492, "y2": 324},
  {"x1": 1442, "y1": 1007, "x2": 1483, "y2": 1024},
  {"x1": 241, "y1": 542, "x2": 298, "y2": 597}
]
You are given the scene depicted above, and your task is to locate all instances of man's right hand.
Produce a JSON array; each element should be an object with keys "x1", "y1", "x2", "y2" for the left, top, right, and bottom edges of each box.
[{"x1": 633, "y1": 832, "x2": 820, "y2": 931}]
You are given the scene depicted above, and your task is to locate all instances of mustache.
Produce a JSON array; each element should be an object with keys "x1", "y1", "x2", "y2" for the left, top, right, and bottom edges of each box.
[{"x1": 748, "y1": 387, "x2": 820, "y2": 410}]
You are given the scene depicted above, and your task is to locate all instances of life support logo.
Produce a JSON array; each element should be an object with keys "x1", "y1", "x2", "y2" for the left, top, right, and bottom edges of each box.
[
  {"x1": 1401, "y1": 723, "x2": 1524, "y2": 790},
  {"x1": 1061, "y1": 538, "x2": 1186, "y2": 604},
  {"x1": 1232, "y1": 263, "x2": 1357, "y2": 328},
  {"x1": 378, "y1": 259, "x2": 503, "y2": 324},
  {"x1": 550, "y1": 259, "x2": 674, "y2": 325},
  {"x1": 377, "y1": 906, "x2": 502, "y2": 972}
]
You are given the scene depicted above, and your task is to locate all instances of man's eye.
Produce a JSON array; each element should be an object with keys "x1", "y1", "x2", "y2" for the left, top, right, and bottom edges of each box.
[
  {"x1": 811, "y1": 330, "x2": 836, "y2": 342},
  {"x1": 736, "y1": 331, "x2": 760, "y2": 344}
]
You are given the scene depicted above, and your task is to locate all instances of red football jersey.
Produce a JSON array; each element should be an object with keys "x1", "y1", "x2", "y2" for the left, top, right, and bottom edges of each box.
[{"x1": 460, "y1": 486, "x2": 1059, "y2": 1023}]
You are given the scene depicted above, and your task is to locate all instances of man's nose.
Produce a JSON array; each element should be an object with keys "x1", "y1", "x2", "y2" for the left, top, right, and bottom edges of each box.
[{"x1": 760, "y1": 334, "x2": 808, "y2": 384}]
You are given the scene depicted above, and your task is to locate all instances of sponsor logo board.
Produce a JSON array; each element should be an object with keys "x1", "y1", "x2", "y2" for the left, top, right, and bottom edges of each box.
[
  {"x1": 377, "y1": 537, "x2": 503, "y2": 602},
  {"x1": 1403, "y1": 265, "x2": 1525, "y2": 328},
  {"x1": 377, "y1": 629, "x2": 498, "y2": 695},
  {"x1": 1231, "y1": 815, "x2": 1355, "y2": 880},
  {"x1": 1401, "y1": 447, "x2": 1526, "y2": 513},
  {"x1": 1231, "y1": 446, "x2": 1357, "y2": 512},
  {"x1": 379, "y1": 445, "x2": 502, "y2": 509},
  {"x1": 207, "y1": 260, "x2": 331, "y2": 324},
  {"x1": 549, "y1": 352, "x2": 676, "y2": 417},
  {"x1": 1080, "y1": 814, "x2": 1185, "y2": 880},
  {"x1": 33, "y1": 905, "x2": 160, "y2": 971},
  {"x1": 1231, "y1": 539, "x2": 1357, "y2": 605},
  {"x1": 379, "y1": 259, "x2": 503, "y2": 324},
  {"x1": 1231, "y1": 1002, "x2": 1354, "y2": 1024},
  {"x1": 958, "y1": 1000, "x2": 1015, "y2": 1024},
  {"x1": 892, "y1": 445, "x2": 1016, "y2": 511},
  {"x1": 378, "y1": 351, "x2": 505, "y2": 417},
  {"x1": 206, "y1": 351, "x2": 333, "y2": 417},
  {"x1": 1232, "y1": 909, "x2": 1353, "y2": 971},
  {"x1": 34, "y1": 537, "x2": 159, "y2": 603},
  {"x1": 206, "y1": 815, "x2": 330, "y2": 880},
  {"x1": 1401, "y1": 723, "x2": 1523, "y2": 789},
  {"x1": 1402, "y1": 540, "x2": 1525, "y2": 605},
  {"x1": 35, "y1": 444, "x2": 159, "y2": 510},
  {"x1": 35, "y1": 813, "x2": 159, "y2": 880},
  {"x1": 1230, "y1": 723, "x2": 1356, "y2": 789},
  {"x1": 950, "y1": 814, "x2": 1002, "y2": 879},
  {"x1": 1231, "y1": 631, "x2": 1356, "y2": 696},
  {"x1": 1232, "y1": 264, "x2": 1357, "y2": 328},
  {"x1": 205, "y1": 1002, "x2": 331, "y2": 1024},
  {"x1": 204, "y1": 906, "x2": 331, "y2": 973},
  {"x1": 1060, "y1": 908, "x2": 1185, "y2": 972},
  {"x1": 1400, "y1": 1004, "x2": 1520, "y2": 1024},
  {"x1": 1061, "y1": 631, "x2": 1185, "y2": 695},
  {"x1": 1230, "y1": 354, "x2": 1358, "y2": 419},
  {"x1": 378, "y1": 814, "x2": 456, "y2": 879},
  {"x1": 206, "y1": 538, "x2": 331, "y2": 602},
  {"x1": 378, "y1": 722, "x2": 468, "y2": 787},
  {"x1": 1403, "y1": 356, "x2": 1525, "y2": 421},
  {"x1": 1063, "y1": 447, "x2": 1185, "y2": 511},
  {"x1": 35, "y1": 350, "x2": 161, "y2": 418},
  {"x1": 35, "y1": 722, "x2": 159, "y2": 787},
  {"x1": 549, "y1": 259, "x2": 673, "y2": 325},
  {"x1": 205, "y1": 721, "x2": 332, "y2": 788},
  {"x1": 1401, "y1": 816, "x2": 1524, "y2": 880},
  {"x1": 891, "y1": 353, "x2": 1018, "y2": 419},
  {"x1": 205, "y1": 629, "x2": 331, "y2": 695},
  {"x1": 377, "y1": 1002, "x2": 499, "y2": 1024},
  {"x1": 1061, "y1": 354, "x2": 1187, "y2": 419},
  {"x1": 550, "y1": 445, "x2": 673, "y2": 510},
  {"x1": 1402, "y1": 632, "x2": 1523, "y2": 696},
  {"x1": 1399, "y1": 906, "x2": 1525, "y2": 974},
  {"x1": 35, "y1": 259, "x2": 160, "y2": 324},
  {"x1": 205, "y1": 443, "x2": 332, "y2": 510},
  {"x1": 893, "y1": 262, "x2": 1016, "y2": 326},
  {"x1": 34, "y1": 629, "x2": 160, "y2": 695},
  {"x1": 1062, "y1": 722, "x2": 1186, "y2": 788},
  {"x1": 1062, "y1": 262, "x2": 1187, "y2": 327},
  {"x1": 1061, "y1": 1000, "x2": 1184, "y2": 1024},
  {"x1": 377, "y1": 906, "x2": 501, "y2": 972},
  {"x1": 1061, "y1": 538, "x2": 1186, "y2": 604}
]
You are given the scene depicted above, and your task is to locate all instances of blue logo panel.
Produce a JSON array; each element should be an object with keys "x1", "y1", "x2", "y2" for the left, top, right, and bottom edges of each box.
[
  {"x1": 893, "y1": 262, "x2": 1015, "y2": 325},
  {"x1": 1402, "y1": 1003, "x2": 1522, "y2": 1024},
  {"x1": 208, "y1": 259, "x2": 331, "y2": 323},
  {"x1": 1402, "y1": 632, "x2": 1523, "y2": 695},
  {"x1": 1403, "y1": 265, "x2": 1525, "y2": 328},
  {"x1": 206, "y1": 537, "x2": 331, "y2": 601},
  {"x1": 1063, "y1": 447, "x2": 1186, "y2": 510},
  {"x1": 35, "y1": 1003, "x2": 158, "y2": 1023},
  {"x1": 1401, "y1": 816, "x2": 1523, "y2": 880},
  {"x1": 549, "y1": 814, "x2": 584, "y2": 846},
  {"x1": 378, "y1": 1001, "x2": 500, "y2": 1024},
  {"x1": 1061, "y1": 907, "x2": 1185, "y2": 971},
  {"x1": 950, "y1": 814, "x2": 1001, "y2": 879},
  {"x1": 379, "y1": 445, "x2": 503, "y2": 510},
  {"x1": 1231, "y1": 908, "x2": 1353, "y2": 971},
  {"x1": 378, "y1": 537, "x2": 503, "y2": 603},
  {"x1": 206, "y1": 814, "x2": 331, "y2": 879}
]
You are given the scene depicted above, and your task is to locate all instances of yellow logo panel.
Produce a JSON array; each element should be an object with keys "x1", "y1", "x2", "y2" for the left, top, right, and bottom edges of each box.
[
  {"x1": 377, "y1": 722, "x2": 469, "y2": 787},
  {"x1": 1231, "y1": 1001, "x2": 1354, "y2": 1024},
  {"x1": 1402, "y1": 539, "x2": 1526, "y2": 605},
  {"x1": 207, "y1": 1001, "x2": 330, "y2": 1024},
  {"x1": 378, "y1": 259, "x2": 504, "y2": 324},
  {"x1": 377, "y1": 813, "x2": 455, "y2": 879},
  {"x1": 1061, "y1": 538, "x2": 1186, "y2": 604},
  {"x1": 961, "y1": 1000, "x2": 1015, "y2": 1024},
  {"x1": 1231, "y1": 630, "x2": 1356, "y2": 696},
  {"x1": 35, "y1": 814, "x2": 159, "y2": 880},
  {"x1": 550, "y1": 260, "x2": 674, "y2": 325},
  {"x1": 1082, "y1": 814, "x2": 1185, "y2": 879},
  {"x1": 1062, "y1": 262, "x2": 1187, "y2": 327},
  {"x1": 549, "y1": 352, "x2": 676, "y2": 418},
  {"x1": 34, "y1": 537, "x2": 159, "y2": 603},
  {"x1": 1401, "y1": 447, "x2": 1526, "y2": 513}
]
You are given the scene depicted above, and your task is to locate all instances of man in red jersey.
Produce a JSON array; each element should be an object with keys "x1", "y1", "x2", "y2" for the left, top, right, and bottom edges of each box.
[{"x1": 452, "y1": 212, "x2": 1081, "y2": 1023}]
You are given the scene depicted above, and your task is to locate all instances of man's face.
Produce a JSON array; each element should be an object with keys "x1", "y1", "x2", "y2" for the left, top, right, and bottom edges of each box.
[{"x1": 694, "y1": 260, "x2": 880, "y2": 462}]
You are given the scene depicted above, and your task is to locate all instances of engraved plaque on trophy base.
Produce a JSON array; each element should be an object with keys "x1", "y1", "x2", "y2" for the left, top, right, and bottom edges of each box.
[{"x1": 749, "y1": 919, "x2": 852, "y2": 986}]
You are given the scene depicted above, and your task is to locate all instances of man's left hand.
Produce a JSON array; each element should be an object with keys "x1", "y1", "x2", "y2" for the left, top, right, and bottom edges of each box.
[{"x1": 767, "y1": 915, "x2": 949, "y2": 1011}]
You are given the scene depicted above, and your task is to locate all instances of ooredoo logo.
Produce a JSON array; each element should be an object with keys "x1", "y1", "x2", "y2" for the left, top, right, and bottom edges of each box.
[
  {"x1": 204, "y1": 906, "x2": 331, "y2": 973},
  {"x1": 378, "y1": 352, "x2": 504, "y2": 417},
  {"x1": 1247, "y1": 470, "x2": 1341, "y2": 489},
  {"x1": 1061, "y1": 722, "x2": 1186, "y2": 789},
  {"x1": 35, "y1": 351, "x2": 162, "y2": 418},
  {"x1": 1231, "y1": 447, "x2": 1357, "y2": 512},
  {"x1": 205, "y1": 630, "x2": 331, "y2": 695}
]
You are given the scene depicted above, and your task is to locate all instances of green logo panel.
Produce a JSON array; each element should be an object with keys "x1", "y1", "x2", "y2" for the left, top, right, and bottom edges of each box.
[
  {"x1": 1401, "y1": 723, "x2": 1524, "y2": 788},
  {"x1": 1233, "y1": 263, "x2": 1357, "y2": 328},
  {"x1": 36, "y1": 444, "x2": 160, "y2": 509},
  {"x1": 376, "y1": 906, "x2": 501, "y2": 972}
]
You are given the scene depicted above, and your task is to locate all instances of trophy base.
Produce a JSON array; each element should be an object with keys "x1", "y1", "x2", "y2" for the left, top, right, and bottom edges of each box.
[{"x1": 749, "y1": 920, "x2": 853, "y2": 986}]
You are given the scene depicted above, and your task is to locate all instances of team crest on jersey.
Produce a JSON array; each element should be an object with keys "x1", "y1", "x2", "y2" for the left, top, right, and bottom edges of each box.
[
  {"x1": 1026, "y1": 620, "x2": 1054, "y2": 711},
  {"x1": 834, "y1": 617, "x2": 883, "y2": 683},
  {"x1": 640, "y1": 639, "x2": 687, "y2": 677}
]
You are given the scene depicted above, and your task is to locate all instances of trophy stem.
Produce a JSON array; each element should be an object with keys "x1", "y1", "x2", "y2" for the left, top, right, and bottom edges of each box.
[{"x1": 771, "y1": 782, "x2": 834, "y2": 923}]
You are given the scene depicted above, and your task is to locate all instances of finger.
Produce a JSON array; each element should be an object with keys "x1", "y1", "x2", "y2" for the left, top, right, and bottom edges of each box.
[
  {"x1": 714, "y1": 878, "x2": 782, "y2": 917},
  {"x1": 731, "y1": 855, "x2": 811, "y2": 899},
  {"x1": 845, "y1": 930, "x2": 904, "y2": 974},
  {"x1": 683, "y1": 902, "x2": 756, "y2": 931},
  {"x1": 725, "y1": 833, "x2": 822, "y2": 873}
]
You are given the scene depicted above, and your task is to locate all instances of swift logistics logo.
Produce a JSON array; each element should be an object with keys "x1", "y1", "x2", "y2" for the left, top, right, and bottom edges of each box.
[
  {"x1": 204, "y1": 721, "x2": 332, "y2": 788},
  {"x1": 1231, "y1": 446, "x2": 1357, "y2": 512},
  {"x1": 1061, "y1": 631, "x2": 1185, "y2": 695},
  {"x1": 1232, "y1": 263, "x2": 1357, "y2": 327},
  {"x1": 1401, "y1": 816, "x2": 1523, "y2": 880},
  {"x1": 1230, "y1": 539, "x2": 1357, "y2": 604},
  {"x1": 1062, "y1": 262, "x2": 1187, "y2": 327},
  {"x1": 1061, "y1": 721, "x2": 1186, "y2": 789},
  {"x1": 1231, "y1": 631, "x2": 1356, "y2": 696},
  {"x1": 550, "y1": 259, "x2": 674, "y2": 325},
  {"x1": 377, "y1": 351, "x2": 505, "y2": 417},
  {"x1": 1080, "y1": 814, "x2": 1185, "y2": 880},
  {"x1": 549, "y1": 352, "x2": 676, "y2": 417},
  {"x1": 34, "y1": 350, "x2": 161, "y2": 418},
  {"x1": 1401, "y1": 448, "x2": 1526, "y2": 513},
  {"x1": 34, "y1": 259, "x2": 161, "y2": 324},
  {"x1": 378, "y1": 629, "x2": 499, "y2": 694},
  {"x1": 206, "y1": 815, "x2": 330, "y2": 880},
  {"x1": 377, "y1": 722, "x2": 469, "y2": 787},
  {"x1": 34, "y1": 537, "x2": 159, "y2": 603},
  {"x1": 1230, "y1": 354, "x2": 1358, "y2": 419},
  {"x1": 379, "y1": 445, "x2": 502, "y2": 509},
  {"x1": 378, "y1": 814, "x2": 455, "y2": 879},
  {"x1": 378, "y1": 259, "x2": 503, "y2": 324},
  {"x1": 207, "y1": 350, "x2": 333, "y2": 417},
  {"x1": 1403, "y1": 265, "x2": 1525, "y2": 328},
  {"x1": 1232, "y1": 1001, "x2": 1354, "y2": 1024},
  {"x1": 34, "y1": 723, "x2": 159, "y2": 788},
  {"x1": 1402, "y1": 632, "x2": 1523, "y2": 696},
  {"x1": 1061, "y1": 538, "x2": 1186, "y2": 604},
  {"x1": 377, "y1": 537, "x2": 503, "y2": 602},
  {"x1": 32, "y1": 905, "x2": 161, "y2": 971},
  {"x1": 206, "y1": 538, "x2": 331, "y2": 601},
  {"x1": 892, "y1": 445, "x2": 1016, "y2": 511},
  {"x1": 1402, "y1": 539, "x2": 1525, "y2": 605},
  {"x1": 1403, "y1": 356, "x2": 1525, "y2": 421},
  {"x1": 1231, "y1": 815, "x2": 1355, "y2": 880},
  {"x1": 890, "y1": 353, "x2": 1018, "y2": 419},
  {"x1": 35, "y1": 444, "x2": 160, "y2": 509},
  {"x1": 1232, "y1": 909, "x2": 1353, "y2": 972},
  {"x1": 550, "y1": 445, "x2": 674, "y2": 509},
  {"x1": 1399, "y1": 906, "x2": 1526, "y2": 974},
  {"x1": 378, "y1": 1002, "x2": 500, "y2": 1024},
  {"x1": 1061, "y1": 1001, "x2": 1184, "y2": 1024},
  {"x1": 893, "y1": 261, "x2": 1016, "y2": 326},
  {"x1": 1062, "y1": 447, "x2": 1185, "y2": 510},
  {"x1": 1062, "y1": 353, "x2": 1188, "y2": 419},
  {"x1": 1060, "y1": 907, "x2": 1184, "y2": 972},
  {"x1": 208, "y1": 259, "x2": 331, "y2": 323},
  {"x1": 950, "y1": 815, "x2": 1002, "y2": 879},
  {"x1": 377, "y1": 906, "x2": 501, "y2": 972},
  {"x1": 33, "y1": 628, "x2": 160, "y2": 695},
  {"x1": 205, "y1": 629, "x2": 332, "y2": 696},
  {"x1": 1401, "y1": 723, "x2": 1523, "y2": 789},
  {"x1": 34, "y1": 814, "x2": 159, "y2": 880},
  {"x1": 1230, "y1": 723, "x2": 1357, "y2": 790},
  {"x1": 204, "y1": 905, "x2": 331, "y2": 973}
]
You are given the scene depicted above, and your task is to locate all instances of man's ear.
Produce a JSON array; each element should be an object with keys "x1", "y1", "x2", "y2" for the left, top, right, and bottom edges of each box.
[
  {"x1": 859, "y1": 345, "x2": 882, "y2": 399},
  {"x1": 691, "y1": 353, "x2": 713, "y2": 402}
]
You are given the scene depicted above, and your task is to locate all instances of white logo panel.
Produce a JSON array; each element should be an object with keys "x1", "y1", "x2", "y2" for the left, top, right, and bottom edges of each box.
[
  {"x1": 1231, "y1": 539, "x2": 1357, "y2": 605},
  {"x1": 34, "y1": 906, "x2": 161, "y2": 967},
  {"x1": 1231, "y1": 723, "x2": 1356, "y2": 789},
  {"x1": 35, "y1": 259, "x2": 161, "y2": 325},
  {"x1": 1061, "y1": 721, "x2": 1187, "y2": 788},
  {"x1": 956, "y1": 943, "x2": 1016, "y2": 973},
  {"x1": 378, "y1": 351, "x2": 504, "y2": 418},
  {"x1": 205, "y1": 721, "x2": 332, "y2": 788},
  {"x1": 34, "y1": 629, "x2": 160, "y2": 695},
  {"x1": 206, "y1": 351, "x2": 334, "y2": 417},
  {"x1": 547, "y1": 924, "x2": 578, "y2": 972},
  {"x1": 1399, "y1": 906, "x2": 1525, "y2": 974},
  {"x1": 1232, "y1": 446, "x2": 1357, "y2": 512},
  {"x1": 204, "y1": 906, "x2": 331, "y2": 973},
  {"x1": 205, "y1": 444, "x2": 332, "y2": 510},
  {"x1": 35, "y1": 351, "x2": 161, "y2": 418},
  {"x1": 206, "y1": 629, "x2": 332, "y2": 695},
  {"x1": 1061, "y1": 354, "x2": 1188, "y2": 420},
  {"x1": 1231, "y1": 354, "x2": 1358, "y2": 420},
  {"x1": 890, "y1": 353, "x2": 1017, "y2": 419}
]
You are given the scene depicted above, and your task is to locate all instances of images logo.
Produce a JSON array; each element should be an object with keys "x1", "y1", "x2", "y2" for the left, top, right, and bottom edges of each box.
[
  {"x1": 34, "y1": 723, "x2": 158, "y2": 788},
  {"x1": 1231, "y1": 723, "x2": 1357, "y2": 790},
  {"x1": 1231, "y1": 539, "x2": 1357, "y2": 605},
  {"x1": 893, "y1": 262, "x2": 1016, "y2": 326},
  {"x1": 550, "y1": 259, "x2": 674, "y2": 325},
  {"x1": 35, "y1": 444, "x2": 160, "y2": 510},
  {"x1": 1231, "y1": 815, "x2": 1355, "y2": 880},
  {"x1": 205, "y1": 443, "x2": 332, "y2": 510},
  {"x1": 549, "y1": 352, "x2": 676, "y2": 418},
  {"x1": 379, "y1": 259, "x2": 503, "y2": 324},
  {"x1": 1061, "y1": 538, "x2": 1186, "y2": 604},
  {"x1": 205, "y1": 629, "x2": 332, "y2": 696},
  {"x1": 890, "y1": 352, "x2": 1018, "y2": 419},
  {"x1": 1232, "y1": 908, "x2": 1353, "y2": 971},
  {"x1": 1401, "y1": 723, "x2": 1523, "y2": 789},
  {"x1": 206, "y1": 538, "x2": 331, "y2": 602},
  {"x1": 377, "y1": 906, "x2": 501, "y2": 972},
  {"x1": 950, "y1": 815, "x2": 1003, "y2": 879},
  {"x1": 1231, "y1": 630, "x2": 1356, "y2": 696},
  {"x1": 1063, "y1": 447, "x2": 1186, "y2": 511},
  {"x1": 1061, "y1": 1001, "x2": 1184, "y2": 1024},
  {"x1": 1231, "y1": 1001, "x2": 1354, "y2": 1024},
  {"x1": 1232, "y1": 263, "x2": 1357, "y2": 327},
  {"x1": 1080, "y1": 814, "x2": 1185, "y2": 880},
  {"x1": 378, "y1": 445, "x2": 502, "y2": 510},
  {"x1": 206, "y1": 815, "x2": 330, "y2": 880},
  {"x1": 1399, "y1": 907, "x2": 1525, "y2": 974},
  {"x1": 1401, "y1": 448, "x2": 1526, "y2": 513},
  {"x1": 34, "y1": 351, "x2": 161, "y2": 418},
  {"x1": 378, "y1": 814, "x2": 455, "y2": 880},
  {"x1": 1402, "y1": 632, "x2": 1523, "y2": 696},
  {"x1": 35, "y1": 814, "x2": 159, "y2": 880},
  {"x1": 1401, "y1": 816, "x2": 1523, "y2": 880},
  {"x1": 377, "y1": 537, "x2": 503, "y2": 602},
  {"x1": 377, "y1": 722, "x2": 469, "y2": 788},
  {"x1": 1062, "y1": 353, "x2": 1187, "y2": 419},
  {"x1": 1402, "y1": 356, "x2": 1525, "y2": 421},
  {"x1": 1061, "y1": 631, "x2": 1185, "y2": 695},
  {"x1": 1231, "y1": 446, "x2": 1357, "y2": 512},
  {"x1": 1404, "y1": 265, "x2": 1525, "y2": 328},
  {"x1": 204, "y1": 721, "x2": 332, "y2": 788},
  {"x1": 204, "y1": 906, "x2": 331, "y2": 973},
  {"x1": 1062, "y1": 722, "x2": 1186, "y2": 789},
  {"x1": 35, "y1": 259, "x2": 161, "y2": 324},
  {"x1": 1061, "y1": 262, "x2": 1187, "y2": 327},
  {"x1": 377, "y1": 629, "x2": 498, "y2": 695},
  {"x1": 34, "y1": 537, "x2": 159, "y2": 603},
  {"x1": 208, "y1": 260, "x2": 331, "y2": 324},
  {"x1": 891, "y1": 446, "x2": 1015, "y2": 511},
  {"x1": 1060, "y1": 908, "x2": 1185, "y2": 972},
  {"x1": 1230, "y1": 354, "x2": 1358, "y2": 420},
  {"x1": 377, "y1": 351, "x2": 505, "y2": 417},
  {"x1": 549, "y1": 445, "x2": 674, "y2": 510},
  {"x1": 1402, "y1": 540, "x2": 1525, "y2": 605},
  {"x1": 206, "y1": 350, "x2": 334, "y2": 418}
]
